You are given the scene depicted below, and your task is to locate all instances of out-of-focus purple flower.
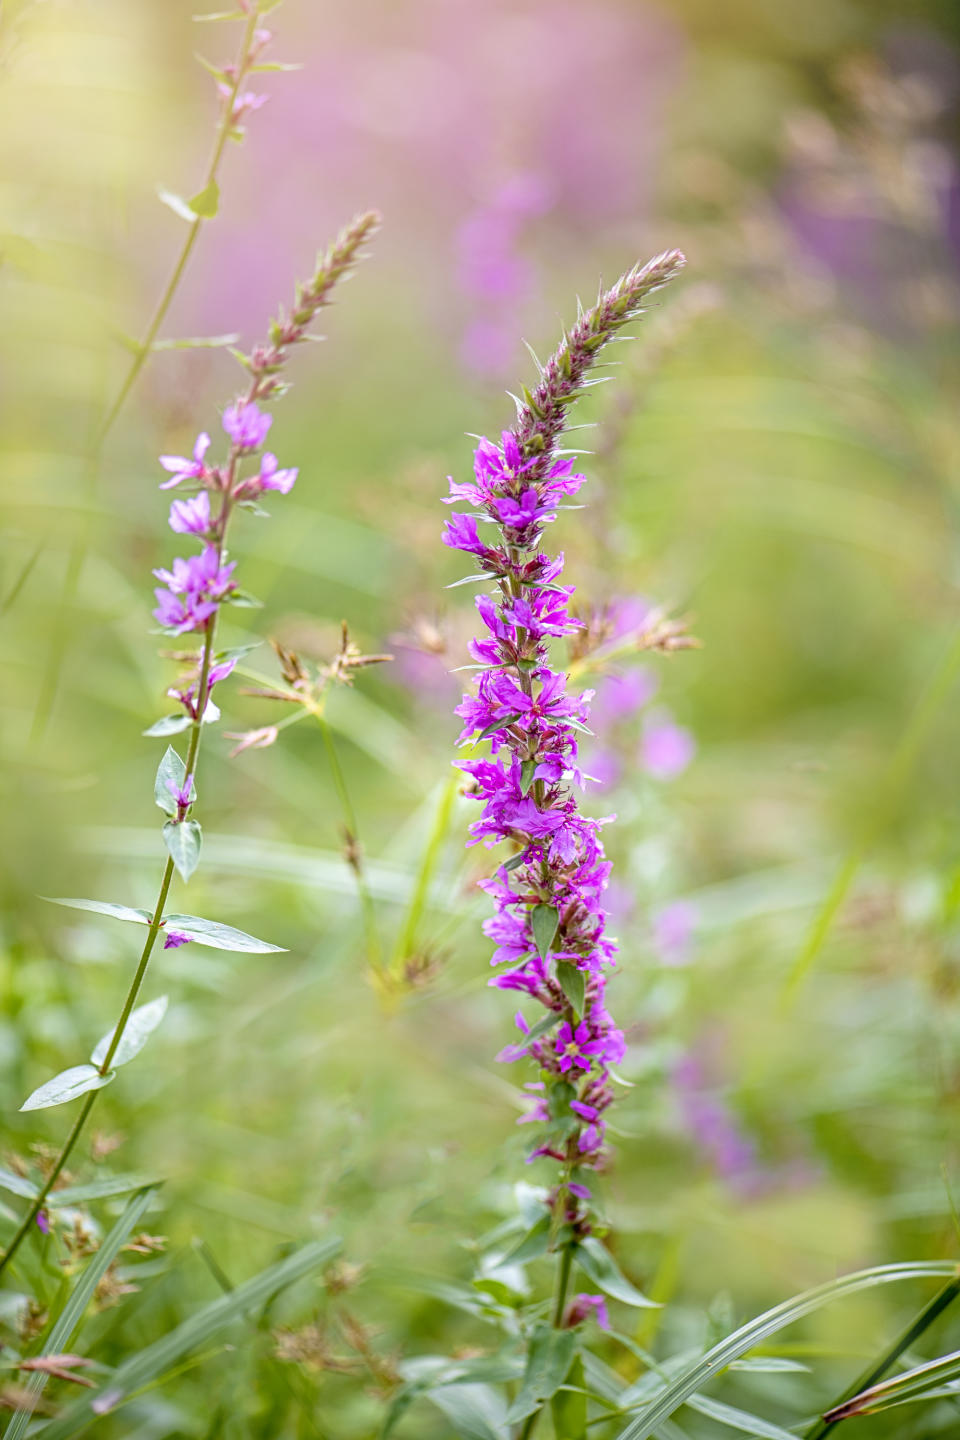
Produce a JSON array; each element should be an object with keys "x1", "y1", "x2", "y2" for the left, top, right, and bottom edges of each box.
[
  {"x1": 565, "y1": 1292, "x2": 610, "y2": 1330},
  {"x1": 610, "y1": 596, "x2": 653, "y2": 638},
  {"x1": 36, "y1": 1211, "x2": 50, "y2": 1235},
  {"x1": 652, "y1": 900, "x2": 698, "y2": 967},
  {"x1": 641, "y1": 712, "x2": 695, "y2": 779},
  {"x1": 169, "y1": 491, "x2": 212, "y2": 536},
  {"x1": 159, "y1": 432, "x2": 211, "y2": 490},
  {"x1": 672, "y1": 1051, "x2": 761, "y2": 1194},
  {"x1": 223, "y1": 400, "x2": 272, "y2": 452},
  {"x1": 593, "y1": 667, "x2": 658, "y2": 723},
  {"x1": 165, "y1": 775, "x2": 195, "y2": 811},
  {"x1": 585, "y1": 748, "x2": 621, "y2": 790},
  {"x1": 163, "y1": 931, "x2": 192, "y2": 950}
]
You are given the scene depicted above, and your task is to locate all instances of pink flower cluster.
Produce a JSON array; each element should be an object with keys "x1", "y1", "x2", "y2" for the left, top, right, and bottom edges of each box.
[{"x1": 445, "y1": 432, "x2": 626, "y2": 1191}]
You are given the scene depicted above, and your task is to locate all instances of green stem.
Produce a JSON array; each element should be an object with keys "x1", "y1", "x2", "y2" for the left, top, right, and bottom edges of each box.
[
  {"x1": 0, "y1": 1092, "x2": 97, "y2": 1280},
  {"x1": 4, "y1": 439, "x2": 233, "y2": 1277},
  {"x1": 28, "y1": 5, "x2": 260, "y2": 741},
  {"x1": 804, "y1": 1277, "x2": 960, "y2": 1437}
]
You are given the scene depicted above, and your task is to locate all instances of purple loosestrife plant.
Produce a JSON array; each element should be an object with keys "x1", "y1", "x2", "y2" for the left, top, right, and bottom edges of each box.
[
  {"x1": 0, "y1": 212, "x2": 380, "y2": 1280},
  {"x1": 441, "y1": 251, "x2": 685, "y2": 1435}
]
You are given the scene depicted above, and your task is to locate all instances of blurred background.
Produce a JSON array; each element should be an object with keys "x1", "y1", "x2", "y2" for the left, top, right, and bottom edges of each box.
[{"x1": 2, "y1": 0, "x2": 960, "y2": 1432}]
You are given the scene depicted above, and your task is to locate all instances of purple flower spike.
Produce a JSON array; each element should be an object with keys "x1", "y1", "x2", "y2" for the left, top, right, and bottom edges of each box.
[
  {"x1": 169, "y1": 490, "x2": 212, "y2": 536},
  {"x1": 445, "y1": 253, "x2": 685, "y2": 1224},
  {"x1": 159, "y1": 432, "x2": 211, "y2": 490},
  {"x1": 153, "y1": 545, "x2": 237, "y2": 635},
  {"x1": 223, "y1": 400, "x2": 272, "y2": 453}
]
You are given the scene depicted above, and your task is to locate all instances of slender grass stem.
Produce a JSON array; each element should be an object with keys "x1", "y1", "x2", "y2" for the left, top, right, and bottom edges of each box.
[
  {"x1": 804, "y1": 1276, "x2": 960, "y2": 1436},
  {"x1": 389, "y1": 773, "x2": 458, "y2": 984},
  {"x1": 28, "y1": 6, "x2": 260, "y2": 742},
  {"x1": 311, "y1": 707, "x2": 384, "y2": 978}
]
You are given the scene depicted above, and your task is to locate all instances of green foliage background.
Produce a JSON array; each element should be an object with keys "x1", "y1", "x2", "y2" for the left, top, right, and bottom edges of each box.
[{"x1": 2, "y1": 0, "x2": 960, "y2": 1433}]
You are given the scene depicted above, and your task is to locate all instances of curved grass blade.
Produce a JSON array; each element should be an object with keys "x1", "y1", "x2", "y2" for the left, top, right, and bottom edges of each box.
[
  {"x1": 614, "y1": 1262, "x2": 959, "y2": 1440},
  {"x1": 35, "y1": 1235, "x2": 341, "y2": 1438},
  {"x1": 4, "y1": 1185, "x2": 158, "y2": 1440},
  {"x1": 823, "y1": 1347, "x2": 960, "y2": 1422}
]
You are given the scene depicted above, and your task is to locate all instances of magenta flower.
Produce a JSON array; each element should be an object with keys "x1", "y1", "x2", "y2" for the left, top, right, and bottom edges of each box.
[
  {"x1": 257, "y1": 452, "x2": 298, "y2": 493},
  {"x1": 163, "y1": 931, "x2": 192, "y2": 950},
  {"x1": 169, "y1": 491, "x2": 212, "y2": 536},
  {"x1": 159, "y1": 432, "x2": 211, "y2": 490},
  {"x1": 444, "y1": 252, "x2": 685, "y2": 1227},
  {"x1": 222, "y1": 400, "x2": 272, "y2": 452},
  {"x1": 153, "y1": 546, "x2": 237, "y2": 635},
  {"x1": 565, "y1": 1293, "x2": 610, "y2": 1330},
  {"x1": 641, "y1": 713, "x2": 695, "y2": 779}
]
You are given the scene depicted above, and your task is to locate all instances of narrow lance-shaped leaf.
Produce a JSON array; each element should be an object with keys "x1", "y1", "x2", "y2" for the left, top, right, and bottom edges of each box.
[
  {"x1": 21, "y1": 1066, "x2": 115, "y2": 1113},
  {"x1": 155, "y1": 745, "x2": 189, "y2": 816},
  {"x1": 556, "y1": 961, "x2": 585, "y2": 1016},
  {"x1": 163, "y1": 819, "x2": 202, "y2": 881},
  {"x1": 162, "y1": 914, "x2": 286, "y2": 954},
  {"x1": 574, "y1": 1237, "x2": 658, "y2": 1308},
  {"x1": 551, "y1": 1354, "x2": 588, "y2": 1440},
  {"x1": 143, "y1": 714, "x2": 191, "y2": 737},
  {"x1": 91, "y1": 996, "x2": 168, "y2": 1069},
  {"x1": 45, "y1": 898, "x2": 152, "y2": 926},
  {"x1": 506, "y1": 1323, "x2": 579, "y2": 1424},
  {"x1": 532, "y1": 904, "x2": 559, "y2": 961}
]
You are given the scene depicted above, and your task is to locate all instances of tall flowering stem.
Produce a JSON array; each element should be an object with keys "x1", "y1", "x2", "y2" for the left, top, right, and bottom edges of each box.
[
  {"x1": 30, "y1": 2, "x2": 284, "y2": 741},
  {"x1": 443, "y1": 250, "x2": 684, "y2": 1423},
  {"x1": 0, "y1": 212, "x2": 380, "y2": 1281}
]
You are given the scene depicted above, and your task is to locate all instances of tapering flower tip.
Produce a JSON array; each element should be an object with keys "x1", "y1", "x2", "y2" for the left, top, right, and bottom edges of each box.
[{"x1": 513, "y1": 247, "x2": 686, "y2": 472}]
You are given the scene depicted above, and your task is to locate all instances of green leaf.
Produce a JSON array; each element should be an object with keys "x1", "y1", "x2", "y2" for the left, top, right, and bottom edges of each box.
[
  {"x1": 21, "y1": 1065, "x2": 114, "y2": 1113},
  {"x1": 151, "y1": 332, "x2": 239, "y2": 351},
  {"x1": 525, "y1": 1012, "x2": 562, "y2": 1043},
  {"x1": 728, "y1": 1358, "x2": 810, "y2": 1373},
  {"x1": 39, "y1": 1237, "x2": 342, "y2": 1438},
  {"x1": 425, "y1": 1383, "x2": 510, "y2": 1440},
  {"x1": 155, "y1": 745, "x2": 189, "y2": 815},
  {"x1": 823, "y1": 1346, "x2": 960, "y2": 1421},
  {"x1": 163, "y1": 819, "x2": 202, "y2": 881},
  {"x1": 520, "y1": 760, "x2": 538, "y2": 795},
  {"x1": 228, "y1": 588, "x2": 264, "y2": 608},
  {"x1": 507, "y1": 1323, "x2": 579, "y2": 1423},
  {"x1": 574, "y1": 1238, "x2": 658, "y2": 1309},
  {"x1": 0, "y1": 1169, "x2": 38, "y2": 1201},
  {"x1": 613, "y1": 1262, "x2": 960, "y2": 1440},
  {"x1": 157, "y1": 185, "x2": 199, "y2": 223},
  {"x1": 187, "y1": 178, "x2": 220, "y2": 218},
  {"x1": 162, "y1": 913, "x2": 286, "y2": 954},
  {"x1": 91, "y1": 996, "x2": 168, "y2": 1069},
  {"x1": 192, "y1": 8, "x2": 246, "y2": 19},
  {"x1": 532, "y1": 904, "x2": 559, "y2": 961},
  {"x1": 3, "y1": 1187, "x2": 158, "y2": 1440},
  {"x1": 500, "y1": 1215, "x2": 551, "y2": 1266},
  {"x1": 45, "y1": 897, "x2": 152, "y2": 926},
  {"x1": 52, "y1": 1173, "x2": 162, "y2": 1206},
  {"x1": 468, "y1": 713, "x2": 521, "y2": 745},
  {"x1": 685, "y1": 1393, "x2": 798, "y2": 1440},
  {"x1": 501, "y1": 852, "x2": 527, "y2": 873},
  {"x1": 556, "y1": 962, "x2": 585, "y2": 1016},
  {"x1": 552, "y1": 1354, "x2": 588, "y2": 1440},
  {"x1": 143, "y1": 714, "x2": 191, "y2": 737}
]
